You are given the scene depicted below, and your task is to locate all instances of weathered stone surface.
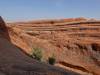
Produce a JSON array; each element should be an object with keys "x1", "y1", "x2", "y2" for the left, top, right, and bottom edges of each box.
[
  {"x1": 0, "y1": 16, "x2": 80, "y2": 75},
  {"x1": 7, "y1": 17, "x2": 100, "y2": 75}
]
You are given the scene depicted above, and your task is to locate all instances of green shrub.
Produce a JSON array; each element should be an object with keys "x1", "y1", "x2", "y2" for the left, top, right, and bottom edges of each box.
[
  {"x1": 32, "y1": 47, "x2": 43, "y2": 61},
  {"x1": 48, "y1": 54, "x2": 56, "y2": 65}
]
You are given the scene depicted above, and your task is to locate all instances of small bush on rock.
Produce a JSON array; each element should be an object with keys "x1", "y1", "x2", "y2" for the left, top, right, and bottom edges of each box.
[
  {"x1": 48, "y1": 54, "x2": 56, "y2": 65},
  {"x1": 32, "y1": 47, "x2": 43, "y2": 61}
]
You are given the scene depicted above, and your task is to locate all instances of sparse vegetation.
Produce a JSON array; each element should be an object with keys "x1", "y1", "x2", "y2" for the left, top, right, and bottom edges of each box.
[
  {"x1": 32, "y1": 47, "x2": 43, "y2": 61},
  {"x1": 48, "y1": 54, "x2": 56, "y2": 65},
  {"x1": 91, "y1": 43, "x2": 99, "y2": 51}
]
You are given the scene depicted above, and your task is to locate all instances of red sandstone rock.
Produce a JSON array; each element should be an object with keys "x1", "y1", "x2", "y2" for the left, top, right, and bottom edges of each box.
[
  {"x1": 7, "y1": 17, "x2": 100, "y2": 75},
  {"x1": 0, "y1": 16, "x2": 80, "y2": 75}
]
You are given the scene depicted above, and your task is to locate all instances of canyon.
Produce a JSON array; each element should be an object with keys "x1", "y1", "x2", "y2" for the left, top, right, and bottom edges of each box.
[{"x1": 0, "y1": 16, "x2": 100, "y2": 75}]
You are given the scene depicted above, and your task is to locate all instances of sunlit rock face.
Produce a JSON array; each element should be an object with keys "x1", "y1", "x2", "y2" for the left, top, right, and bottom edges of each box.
[
  {"x1": 0, "y1": 16, "x2": 80, "y2": 75},
  {"x1": 8, "y1": 17, "x2": 100, "y2": 75}
]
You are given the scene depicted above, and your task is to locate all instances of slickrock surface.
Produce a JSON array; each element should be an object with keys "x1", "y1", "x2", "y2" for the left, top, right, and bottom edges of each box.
[
  {"x1": 0, "y1": 16, "x2": 80, "y2": 75},
  {"x1": 7, "y1": 17, "x2": 100, "y2": 75}
]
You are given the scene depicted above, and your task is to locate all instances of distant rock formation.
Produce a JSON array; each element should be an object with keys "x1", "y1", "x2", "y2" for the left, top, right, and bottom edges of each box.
[
  {"x1": 0, "y1": 17, "x2": 80, "y2": 75},
  {"x1": 8, "y1": 18, "x2": 100, "y2": 75}
]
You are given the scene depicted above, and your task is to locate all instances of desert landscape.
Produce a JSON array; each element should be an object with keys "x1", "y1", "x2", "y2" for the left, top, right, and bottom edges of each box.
[
  {"x1": 0, "y1": 16, "x2": 100, "y2": 75},
  {"x1": 0, "y1": 16, "x2": 82, "y2": 75},
  {"x1": 0, "y1": 0, "x2": 100, "y2": 75}
]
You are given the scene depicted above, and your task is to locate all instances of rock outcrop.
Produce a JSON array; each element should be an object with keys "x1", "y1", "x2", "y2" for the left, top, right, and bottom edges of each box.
[
  {"x1": 7, "y1": 17, "x2": 100, "y2": 75},
  {"x1": 0, "y1": 16, "x2": 80, "y2": 75}
]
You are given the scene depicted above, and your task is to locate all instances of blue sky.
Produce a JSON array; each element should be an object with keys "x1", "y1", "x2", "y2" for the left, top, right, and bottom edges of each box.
[{"x1": 0, "y1": 0, "x2": 100, "y2": 21}]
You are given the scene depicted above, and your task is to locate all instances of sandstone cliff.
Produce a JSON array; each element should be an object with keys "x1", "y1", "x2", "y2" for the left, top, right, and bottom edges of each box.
[
  {"x1": 7, "y1": 17, "x2": 100, "y2": 75},
  {"x1": 0, "y1": 16, "x2": 80, "y2": 75}
]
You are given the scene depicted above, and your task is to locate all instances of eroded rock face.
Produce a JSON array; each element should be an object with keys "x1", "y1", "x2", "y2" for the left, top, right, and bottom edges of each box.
[
  {"x1": 0, "y1": 16, "x2": 10, "y2": 40},
  {"x1": 0, "y1": 16, "x2": 6, "y2": 31},
  {"x1": 8, "y1": 18, "x2": 100, "y2": 75},
  {"x1": 0, "y1": 16, "x2": 80, "y2": 75}
]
